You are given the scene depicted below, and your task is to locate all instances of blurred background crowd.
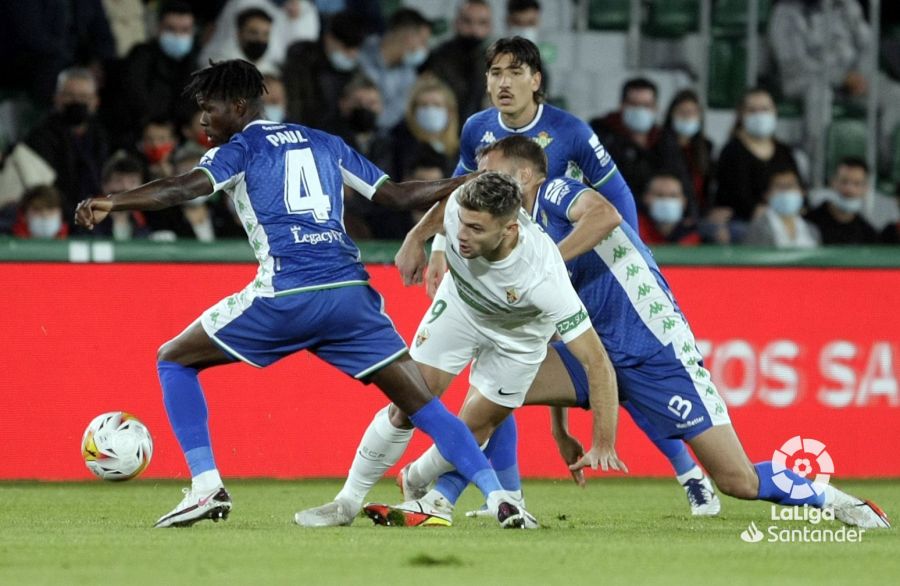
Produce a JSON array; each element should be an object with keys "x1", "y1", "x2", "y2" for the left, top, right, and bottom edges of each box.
[{"x1": 1, "y1": 0, "x2": 898, "y2": 246}]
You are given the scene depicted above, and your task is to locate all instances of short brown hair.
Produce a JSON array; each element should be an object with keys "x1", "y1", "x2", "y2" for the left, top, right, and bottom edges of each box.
[
  {"x1": 456, "y1": 171, "x2": 522, "y2": 219},
  {"x1": 477, "y1": 135, "x2": 547, "y2": 177}
]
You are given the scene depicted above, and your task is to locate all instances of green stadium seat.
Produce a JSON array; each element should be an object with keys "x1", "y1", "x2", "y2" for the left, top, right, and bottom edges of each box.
[
  {"x1": 707, "y1": 34, "x2": 747, "y2": 109},
  {"x1": 712, "y1": 0, "x2": 772, "y2": 35},
  {"x1": 588, "y1": 0, "x2": 631, "y2": 32},
  {"x1": 643, "y1": 0, "x2": 699, "y2": 39},
  {"x1": 825, "y1": 119, "x2": 868, "y2": 179}
]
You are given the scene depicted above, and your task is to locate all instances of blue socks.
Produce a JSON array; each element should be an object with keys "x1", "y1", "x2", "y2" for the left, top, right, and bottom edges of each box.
[
  {"x1": 624, "y1": 401, "x2": 696, "y2": 476},
  {"x1": 484, "y1": 415, "x2": 521, "y2": 491},
  {"x1": 157, "y1": 361, "x2": 216, "y2": 476},
  {"x1": 434, "y1": 472, "x2": 469, "y2": 505},
  {"x1": 409, "y1": 398, "x2": 503, "y2": 498},
  {"x1": 754, "y1": 461, "x2": 826, "y2": 507}
]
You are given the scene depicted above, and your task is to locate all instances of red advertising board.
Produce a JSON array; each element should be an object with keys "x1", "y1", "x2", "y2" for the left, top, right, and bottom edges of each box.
[{"x1": 1, "y1": 263, "x2": 898, "y2": 480}]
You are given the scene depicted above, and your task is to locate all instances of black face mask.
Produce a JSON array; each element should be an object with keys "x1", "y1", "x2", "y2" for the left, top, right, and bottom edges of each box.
[
  {"x1": 242, "y1": 40, "x2": 268, "y2": 61},
  {"x1": 60, "y1": 102, "x2": 90, "y2": 126},
  {"x1": 347, "y1": 107, "x2": 377, "y2": 133},
  {"x1": 457, "y1": 34, "x2": 484, "y2": 51}
]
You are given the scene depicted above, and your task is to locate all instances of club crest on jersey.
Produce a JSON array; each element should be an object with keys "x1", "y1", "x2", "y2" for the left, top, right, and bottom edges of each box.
[
  {"x1": 415, "y1": 328, "x2": 430, "y2": 347},
  {"x1": 506, "y1": 288, "x2": 519, "y2": 304},
  {"x1": 532, "y1": 131, "x2": 554, "y2": 149}
]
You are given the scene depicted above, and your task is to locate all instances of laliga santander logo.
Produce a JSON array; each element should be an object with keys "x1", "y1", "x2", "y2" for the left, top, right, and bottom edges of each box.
[{"x1": 771, "y1": 436, "x2": 834, "y2": 499}]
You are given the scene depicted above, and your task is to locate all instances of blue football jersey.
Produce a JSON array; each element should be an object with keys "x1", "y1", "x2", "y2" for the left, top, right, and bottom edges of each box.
[
  {"x1": 533, "y1": 176, "x2": 689, "y2": 366},
  {"x1": 195, "y1": 120, "x2": 388, "y2": 294},
  {"x1": 454, "y1": 103, "x2": 638, "y2": 229}
]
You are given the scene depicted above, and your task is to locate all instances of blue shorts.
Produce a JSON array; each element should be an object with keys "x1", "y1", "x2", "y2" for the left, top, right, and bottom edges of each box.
[
  {"x1": 200, "y1": 283, "x2": 408, "y2": 379},
  {"x1": 552, "y1": 335, "x2": 730, "y2": 440}
]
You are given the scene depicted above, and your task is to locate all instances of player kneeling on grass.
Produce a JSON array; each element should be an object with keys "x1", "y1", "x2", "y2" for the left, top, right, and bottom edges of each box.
[
  {"x1": 74, "y1": 59, "x2": 528, "y2": 530},
  {"x1": 296, "y1": 171, "x2": 626, "y2": 528},
  {"x1": 398, "y1": 135, "x2": 890, "y2": 530}
]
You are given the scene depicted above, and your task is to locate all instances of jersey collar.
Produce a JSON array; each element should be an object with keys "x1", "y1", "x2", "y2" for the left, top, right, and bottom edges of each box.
[
  {"x1": 496, "y1": 103, "x2": 544, "y2": 133},
  {"x1": 243, "y1": 119, "x2": 282, "y2": 130}
]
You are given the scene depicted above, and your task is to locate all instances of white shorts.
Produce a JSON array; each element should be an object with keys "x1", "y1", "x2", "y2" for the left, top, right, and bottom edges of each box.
[{"x1": 409, "y1": 279, "x2": 547, "y2": 408}]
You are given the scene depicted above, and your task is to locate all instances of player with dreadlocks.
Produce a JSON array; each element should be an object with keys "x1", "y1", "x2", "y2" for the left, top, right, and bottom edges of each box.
[{"x1": 74, "y1": 59, "x2": 530, "y2": 529}]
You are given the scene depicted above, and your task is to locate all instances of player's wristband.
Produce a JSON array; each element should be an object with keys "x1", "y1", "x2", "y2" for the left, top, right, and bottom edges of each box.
[{"x1": 431, "y1": 233, "x2": 447, "y2": 252}]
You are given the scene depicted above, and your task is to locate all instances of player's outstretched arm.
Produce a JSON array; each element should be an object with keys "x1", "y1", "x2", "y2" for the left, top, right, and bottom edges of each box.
[
  {"x1": 550, "y1": 406, "x2": 587, "y2": 487},
  {"x1": 395, "y1": 198, "x2": 449, "y2": 286},
  {"x1": 563, "y1": 329, "x2": 628, "y2": 474},
  {"x1": 556, "y1": 190, "x2": 622, "y2": 262},
  {"x1": 372, "y1": 172, "x2": 479, "y2": 210},
  {"x1": 75, "y1": 170, "x2": 213, "y2": 230}
]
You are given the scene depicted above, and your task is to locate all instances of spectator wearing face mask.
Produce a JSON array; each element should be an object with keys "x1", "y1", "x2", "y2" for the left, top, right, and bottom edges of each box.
[
  {"x1": 12, "y1": 185, "x2": 68, "y2": 239},
  {"x1": 713, "y1": 88, "x2": 799, "y2": 237},
  {"x1": 638, "y1": 172, "x2": 700, "y2": 246},
  {"x1": 100, "y1": 153, "x2": 151, "y2": 241},
  {"x1": 261, "y1": 75, "x2": 288, "y2": 123},
  {"x1": 136, "y1": 118, "x2": 178, "y2": 181},
  {"x1": 389, "y1": 76, "x2": 458, "y2": 181},
  {"x1": 590, "y1": 77, "x2": 661, "y2": 198},
  {"x1": 420, "y1": 0, "x2": 493, "y2": 124},
  {"x1": 178, "y1": 106, "x2": 215, "y2": 151},
  {"x1": 105, "y1": 2, "x2": 198, "y2": 150},
  {"x1": 22, "y1": 68, "x2": 110, "y2": 225},
  {"x1": 283, "y1": 10, "x2": 369, "y2": 129},
  {"x1": 653, "y1": 89, "x2": 714, "y2": 219},
  {"x1": 358, "y1": 8, "x2": 432, "y2": 130},
  {"x1": 807, "y1": 156, "x2": 879, "y2": 244},
  {"x1": 506, "y1": 0, "x2": 542, "y2": 43},
  {"x1": 745, "y1": 165, "x2": 819, "y2": 248}
]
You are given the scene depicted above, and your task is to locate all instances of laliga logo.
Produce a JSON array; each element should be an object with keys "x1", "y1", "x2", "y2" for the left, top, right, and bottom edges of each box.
[{"x1": 771, "y1": 436, "x2": 834, "y2": 499}]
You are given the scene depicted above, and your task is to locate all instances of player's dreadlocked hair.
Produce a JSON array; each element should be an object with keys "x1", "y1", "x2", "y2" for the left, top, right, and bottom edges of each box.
[
  {"x1": 183, "y1": 59, "x2": 267, "y2": 103},
  {"x1": 457, "y1": 171, "x2": 523, "y2": 220}
]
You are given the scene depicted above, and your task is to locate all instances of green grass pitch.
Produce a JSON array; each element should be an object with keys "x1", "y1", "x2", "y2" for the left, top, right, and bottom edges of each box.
[{"x1": 1, "y1": 478, "x2": 897, "y2": 585}]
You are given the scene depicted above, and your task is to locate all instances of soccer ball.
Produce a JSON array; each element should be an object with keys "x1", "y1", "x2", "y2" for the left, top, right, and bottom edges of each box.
[{"x1": 81, "y1": 412, "x2": 153, "y2": 481}]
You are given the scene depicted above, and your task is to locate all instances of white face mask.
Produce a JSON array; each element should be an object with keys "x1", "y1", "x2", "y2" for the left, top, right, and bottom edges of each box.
[
  {"x1": 28, "y1": 212, "x2": 62, "y2": 239},
  {"x1": 327, "y1": 50, "x2": 358, "y2": 72},
  {"x1": 509, "y1": 26, "x2": 539, "y2": 44},
  {"x1": 264, "y1": 104, "x2": 285, "y2": 123},
  {"x1": 649, "y1": 198, "x2": 684, "y2": 224},
  {"x1": 623, "y1": 106, "x2": 656, "y2": 133},
  {"x1": 744, "y1": 111, "x2": 777, "y2": 138},
  {"x1": 403, "y1": 47, "x2": 428, "y2": 68},
  {"x1": 415, "y1": 105, "x2": 448, "y2": 134},
  {"x1": 673, "y1": 117, "x2": 701, "y2": 138},
  {"x1": 769, "y1": 189, "x2": 804, "y2": 216},
  {"x1": 830, "y1": 192, "x2": 864, "y2": 214}
]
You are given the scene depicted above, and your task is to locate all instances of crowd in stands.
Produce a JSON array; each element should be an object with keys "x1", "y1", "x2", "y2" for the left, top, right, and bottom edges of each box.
[{"x1": 0, "y1": 0, "x2": 897, "y2": 246}]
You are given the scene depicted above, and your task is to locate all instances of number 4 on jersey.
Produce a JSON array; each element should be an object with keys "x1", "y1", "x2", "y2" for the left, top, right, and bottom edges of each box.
[{"x1": 284, "y1": 148, "x2": 331, "y2": 222}]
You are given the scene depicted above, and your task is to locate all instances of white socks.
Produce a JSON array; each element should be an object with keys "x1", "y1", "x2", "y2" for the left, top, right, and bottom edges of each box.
[
  {"x1": 675, "y1": 465, "x2": 703, "y2": 485},
  {"x1": 192, "y1": 469, "x2": 223, "y2": 494},
  {"x1": 406, "y1": 444, "x2": 462, "y2": 488},
  {"x1": 335, "y1": 405, "x2": 413, "y2": 508}
]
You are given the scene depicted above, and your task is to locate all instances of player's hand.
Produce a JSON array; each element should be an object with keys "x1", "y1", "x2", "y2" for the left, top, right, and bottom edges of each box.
[
  {"x1": 569, "y1": 446, "x2": 628, "y2": 474},
  {"x1": 425, "y1": 251, "x2": 447, "y2": 299},
  {"x1": 75, "y1": 197, "x2": 114, "y2": 230},
  {"x1": 394, "y1": 238, "x2": 427, "y2": 286},
  {"x1": 554, "y1": 432, "x2": 586, "y2": 487}
]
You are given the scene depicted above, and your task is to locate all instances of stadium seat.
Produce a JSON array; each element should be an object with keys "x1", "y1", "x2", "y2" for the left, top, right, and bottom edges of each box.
[
  {"x1": 643, "y1": 0, "x2": 699, "y2": 39},
  {"x1": 712, "y1": 0, "x2": 772, "y2": 35},
  {"x1": 588, "y1": 0, "x2": 631, "y2": 32},
  {"x1": 825, "y1": 119, "x2": 868, "y2": 179},
  {"x1": 707, "y1": 34, "x2": 746, "y2": 109}
]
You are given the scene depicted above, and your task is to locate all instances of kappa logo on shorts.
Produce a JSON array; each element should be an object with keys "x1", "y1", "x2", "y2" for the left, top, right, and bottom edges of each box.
[{"x1": 415, "y1": 328, "x2": 429, "y2": 347}]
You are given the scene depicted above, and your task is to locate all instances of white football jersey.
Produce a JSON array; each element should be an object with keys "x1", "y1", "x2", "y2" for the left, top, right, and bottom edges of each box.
[{"x1": 441, "y1": 190, "x2": 591, "y2": 346}]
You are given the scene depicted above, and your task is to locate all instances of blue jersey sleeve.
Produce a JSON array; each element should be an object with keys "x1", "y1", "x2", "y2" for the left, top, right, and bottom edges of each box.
[
  {"x1": 540, "y1": 178, "x2": 592, "y2": 223},
  {"x1": 453, "y1": 116, "x2": 479, "y2": 177},
  {"x1": 571, "y1": 124, "x2": 639, "y2": 229},
  {"x1": 336, "y1": 137, "x2": 389, "y2": 200},
  {"x1": 194, "y1": 140, "x2": 248, "y2": 191}
]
